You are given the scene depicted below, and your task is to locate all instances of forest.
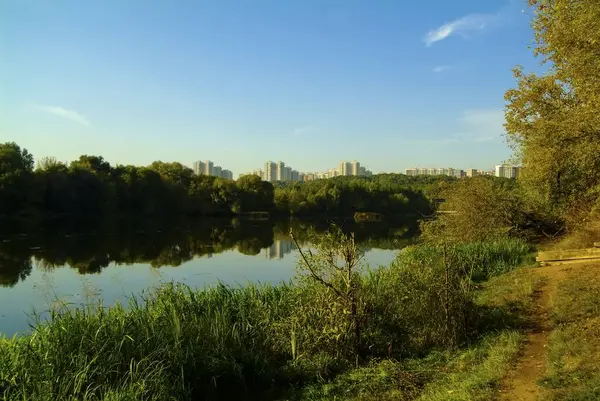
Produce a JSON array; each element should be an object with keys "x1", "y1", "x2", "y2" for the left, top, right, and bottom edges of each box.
[{"x1": 0, "y1": 143, "x2": 448, "y2": 219}]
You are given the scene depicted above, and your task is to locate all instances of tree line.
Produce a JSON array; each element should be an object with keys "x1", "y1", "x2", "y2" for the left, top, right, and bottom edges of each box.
[{"x1": 0, "y1": 142, "x2": 442, "y2": 219}]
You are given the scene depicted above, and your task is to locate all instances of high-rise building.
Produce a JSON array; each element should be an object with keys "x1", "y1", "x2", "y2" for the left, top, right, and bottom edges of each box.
[
  {"x1": 405, "y1": 167, "x2": 465, "y2": 178},
  {"x1": 495, "y1": 165, "x2": 521, "y2": 179},
  {"x1": 193, "y1": 161, "x2": 205, "y2": 175},
  {"x1": 276, "y1": 161, "x2": 286, "y2": 181},
  {"x1": 466, "y1": 169, "x2": 479, "y2": 177},
  {"x1": 351, "y1": 161, "x2": 360, "y2": 176},
  {"x1": 221, "y1": 169, "x2": 233, "y2": 180},
  {"x1": 264, "y1": 161, "x2": 277, "y2": 182},
  {"x1": 203, "y1": 161, "x2": 213, "y2": 176},
  {"x1": 193, "y1": 160, "x2": 235, "y2": 178},
  {"x1": 358, "y1": 166, "x2": 366, "y2": 176},
  {"x1": 193, "y1": 161, "x2": 213, "y2": 176},
  {"x1": 339, "y1": 161, "x2": 352, "y2": 176},
  {"x1": 291, "y1": 170, "x2": 299, "y2": 182},
  {"x1": 284, "y1": 166, "x2": 292, "y2": 181}
]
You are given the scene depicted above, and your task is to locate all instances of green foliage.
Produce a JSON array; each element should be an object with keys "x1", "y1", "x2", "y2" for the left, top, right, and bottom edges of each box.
[
  {"x1": 295, "y1": 359, "x2": 420, "y2": 401},
  {"x1": 505, "y1": 0, "x2": 600, "y2": 221},
  {"x1": 0, "y1": 143, "x2": 35, "y2": 216},
  {"x1": 421, "y1": 176, "x2": 562, "y2": 243},
  {"x1": 401, "y1": 239, "x2": 534, "y2": 281},
  {"x1": 416, "y1": 331, "x2": 524, "y2": 401},
  {"x1": 274, "y1": 175, "x2": 434, "y2": 217},
  {"x1": 550, "y1": 265, "x2": 600, "y2": 326},
  {"x1": 0, "y1": 142, "x2": 441, "y2": 219},
  {"x1": 291, "y1": 226, "x2": 365, "y2": 359}
]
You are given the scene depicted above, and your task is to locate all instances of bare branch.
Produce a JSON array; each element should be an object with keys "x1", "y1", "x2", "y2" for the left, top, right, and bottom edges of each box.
[{"x1": 290, "y1": 229, "x2": 345, "y2": 298}]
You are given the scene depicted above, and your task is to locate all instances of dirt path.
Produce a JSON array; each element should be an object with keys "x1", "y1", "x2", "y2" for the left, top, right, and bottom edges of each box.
[{"x1": 498, "y1": 263, "x2": 581, "y2": 401}]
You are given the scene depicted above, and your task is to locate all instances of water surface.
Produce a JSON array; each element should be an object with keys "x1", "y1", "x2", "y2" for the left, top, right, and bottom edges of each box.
[{"x1": 0, "y1": 218, "x2": 417, "y2": 336}]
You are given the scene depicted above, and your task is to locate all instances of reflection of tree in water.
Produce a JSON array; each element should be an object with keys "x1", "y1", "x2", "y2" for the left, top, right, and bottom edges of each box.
[
  {"x1": 0, "y1": 238, "x2": 34, "y2": 287},
  {"x1": 0, "y1": 217, "x2": 418, "y2": 282},
  {"x1": 0, "y1": 249, "x2": 32, "y2": 287},
  {"x1": 237, "y1": 238, "x2": 264, "y2": 256}
]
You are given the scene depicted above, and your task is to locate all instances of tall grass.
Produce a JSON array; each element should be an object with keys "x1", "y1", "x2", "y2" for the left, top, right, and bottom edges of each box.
[
  {"x1": 398, "y1": 238, "x2": 534, "y2": 281},
  {"x1": 0, "y1": 238, "x2": 533, "y2": 400}
]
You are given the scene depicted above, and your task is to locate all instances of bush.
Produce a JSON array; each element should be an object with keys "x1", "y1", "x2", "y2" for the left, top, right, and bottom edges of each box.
[{"x1": 421, "y1": 176, "x2": 562, "y2": 244}]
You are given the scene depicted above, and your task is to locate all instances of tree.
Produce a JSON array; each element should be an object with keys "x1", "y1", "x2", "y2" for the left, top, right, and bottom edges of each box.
[
  {"x1": 0, "y1": 143, "x2": 34, "y2": 174},
  {"x1": 0, "y1": 143, "x2": 35, "y2": 215},
  {"x1": 235, "y1": 174, "x2": 274, "y2": 213},
  {"x1": 290, "y1": 225, "x2": 365, "y2": 358},
  {"x1": 505, "y1": 0, "x2": 600, "y2": 219},
  {"x1": 421, "y1": 176, "x2": 562, "y2": 243}
]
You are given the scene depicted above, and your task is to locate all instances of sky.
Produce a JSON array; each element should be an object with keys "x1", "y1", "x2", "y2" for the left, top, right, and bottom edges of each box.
[{"x1": 1, "y1": 0, "x2": 540, "y2": 175}]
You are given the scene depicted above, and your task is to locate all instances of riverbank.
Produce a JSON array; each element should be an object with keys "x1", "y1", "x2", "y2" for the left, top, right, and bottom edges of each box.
[{"x1": 0, "y1": 238, "x2": 533, "y2": 400}]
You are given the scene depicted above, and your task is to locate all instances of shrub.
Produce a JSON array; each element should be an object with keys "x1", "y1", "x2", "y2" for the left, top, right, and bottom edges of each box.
[{"x1": 421, "y1": 176, "x2": 562, "y2": 243}]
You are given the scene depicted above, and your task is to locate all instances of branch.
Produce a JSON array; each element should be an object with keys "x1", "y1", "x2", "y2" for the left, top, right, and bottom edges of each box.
[{"x1": 290, "y1": 229, "x2": 344, "y2": 298}]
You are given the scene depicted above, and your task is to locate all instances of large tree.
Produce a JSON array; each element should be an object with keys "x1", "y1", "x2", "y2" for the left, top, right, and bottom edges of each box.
[
  {"x1": 505, "y1": 0, "x2": 600, "y2": 217},
  {"x1": 0, "y1": 143, "x2": 35, "y2": 215}
]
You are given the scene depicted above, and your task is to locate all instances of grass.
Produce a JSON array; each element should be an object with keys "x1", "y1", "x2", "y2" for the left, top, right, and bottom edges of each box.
[
  {"x1": 288, "y1": 264, "x2": 542, "y2": 401},
  {"x1": 291, "y1": 331, "x2": 523, "y2": 401},
  {"x1": 541, "y1": 264, "x2": 600, "y2": 400},
  {"x1": 0, "y1": 237, "x2": 535, "y2": 401},
  {"x1": 416, "y1": 331, "x2": 524, "y2": 401},
  {"x1": 399, "y1": 238, "x2": 535, "y2": 281}
]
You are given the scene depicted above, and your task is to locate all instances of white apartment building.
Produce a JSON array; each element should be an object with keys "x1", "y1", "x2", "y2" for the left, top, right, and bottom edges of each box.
[
  {"x1": 405, "y1": 167, "x2": 465, "y2": 178},
  {"x1": 466, "y1": 169, "x2": 479, "y2": 177},
  {"x1": 351, "y1": 161, "x2": 360, "y2": 176},
  {"x1": 339, "y1": 161, "x2": 352, "y2": 176},
  {"x1": 193, "y1": 160, "x2": 214, "y2": 176},
  {"x1": 221, "y1": 169, "x2": 233, "y2": 180},
  {"x1": 276, "y1": 161, "x2": 286, "y2": 181},
  {"x1": 193, "y1": 160, "x2": 233, "y2": 179},
  {"x1": 495, "y1": 165, "x2": 521, "y2": 179},
  {"x1": 264, "y1": 161, "x2": 277, "y2": 182}
]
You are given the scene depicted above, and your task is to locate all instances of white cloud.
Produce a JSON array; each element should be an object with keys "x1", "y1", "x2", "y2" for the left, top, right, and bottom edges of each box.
[
  {"x1": 432, "y1": 65, "x2": 451, "y2": 73},
  {"x1": 292, "y1": 125, "x2": 315, "y2": 136},
  {"x1": 424, "y1": 13, "x2": 496, "y2": 46},
  {"x1": 35, "y1": 104, "x2": 90, "y2": 126}
]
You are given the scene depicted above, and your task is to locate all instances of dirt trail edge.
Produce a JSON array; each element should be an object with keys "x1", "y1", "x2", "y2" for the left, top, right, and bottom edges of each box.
[{"x1": 498, "y1": 263, "x2": 571, "y2": 401}]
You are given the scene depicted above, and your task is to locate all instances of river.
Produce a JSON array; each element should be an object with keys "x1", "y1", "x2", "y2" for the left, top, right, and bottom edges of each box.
[{"x1": 0, "y1": 217, "x2": 418, "y2": 336}]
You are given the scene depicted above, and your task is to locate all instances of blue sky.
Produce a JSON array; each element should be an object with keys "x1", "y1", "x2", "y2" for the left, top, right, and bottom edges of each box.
[{"x1": 1, "y1": 0, "x2": 538, "y2": 175}]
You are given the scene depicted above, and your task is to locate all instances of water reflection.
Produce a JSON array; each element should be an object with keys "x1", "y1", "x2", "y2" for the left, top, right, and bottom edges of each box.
[
  {"x1": 0, "y1": 218, "x2": 418, "y2": 287},
  {"x1": 264, "y1": 239, "x2": 296, "y2": 260}
]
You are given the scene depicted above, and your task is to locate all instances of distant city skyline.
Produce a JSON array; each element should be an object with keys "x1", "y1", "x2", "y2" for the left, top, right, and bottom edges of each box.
[
  {"x1": 240, "y1": 160, "x2": 374, "y2": 182},
  {"x1": 193, "y1": 160, "x2": 233, "y2": 180},
  {"x1": 405, "y1": 164, "x2": 522, "y2": 179},
  {"x1": 187, "y1": 158, "x2": 520, "y2": 181}
]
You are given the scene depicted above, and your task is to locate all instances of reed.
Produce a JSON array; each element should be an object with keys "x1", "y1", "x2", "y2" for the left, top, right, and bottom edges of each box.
[{"x1": 0, "y1": 238, "x2": 533, "y2": 400}]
